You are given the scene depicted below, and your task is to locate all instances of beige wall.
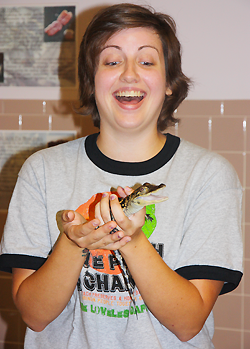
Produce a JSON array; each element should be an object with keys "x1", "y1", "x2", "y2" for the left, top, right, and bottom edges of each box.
[{"x1": 0, "y1": 99, "x2": 249, "y2": 348}]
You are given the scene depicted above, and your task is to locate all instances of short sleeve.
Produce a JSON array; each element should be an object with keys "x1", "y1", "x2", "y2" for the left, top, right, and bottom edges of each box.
[
  {"x1": 174, "y1": 154, "x2": 243, "y2": 294},
  {"x1": 0, "y1": 153, "x2": 51, "y2": 272}
]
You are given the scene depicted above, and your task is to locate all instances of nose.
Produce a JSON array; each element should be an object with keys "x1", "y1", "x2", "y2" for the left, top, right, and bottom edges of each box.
[{"x1": 120, "y1": 60, "x2": 139, "y2": 83}]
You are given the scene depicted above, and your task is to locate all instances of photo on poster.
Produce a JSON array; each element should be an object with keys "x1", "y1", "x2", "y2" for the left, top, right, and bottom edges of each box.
[
  {"x1": 0, "y1": 6, "x2": 76, "y2": 87},
  {"x1": 44, "y1": 6, "x2": 75, "y2": 42}
]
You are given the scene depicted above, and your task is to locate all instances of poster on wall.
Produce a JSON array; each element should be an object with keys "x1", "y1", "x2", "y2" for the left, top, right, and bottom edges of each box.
[
  {"x1": 0, "y1": 6, "x2": 76, "y2": 87},
  {"x1": 0, "y1": 130, "x2": 76, "y2": 210}
]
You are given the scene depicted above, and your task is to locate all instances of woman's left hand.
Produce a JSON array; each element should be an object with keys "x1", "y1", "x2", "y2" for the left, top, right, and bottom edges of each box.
[{"x1": 95, "y1": 186, "x2": 146, "y2": 239}]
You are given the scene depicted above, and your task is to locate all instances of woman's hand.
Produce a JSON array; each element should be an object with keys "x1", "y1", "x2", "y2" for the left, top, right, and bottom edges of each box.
[
  {"x1": 57, "y1": 209, "x2": 131, "y2": 251},
  {"x1": 95, "y1": 186, "x2": 146, "y2": 241}
]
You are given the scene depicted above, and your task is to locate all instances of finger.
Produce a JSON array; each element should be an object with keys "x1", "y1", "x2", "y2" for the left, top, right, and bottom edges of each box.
[
  {"x1": 99, "y1": 192, "x2": 112, "y2": 224},
  {"x1": 95, "y1": 201, "x2": 104, "y2": 226},
  {"x1": 116, "y1": 186, "x2": 126, "y2": 198},
  {"x1": 81, "y1": 219, "x2": 100, "y2": 233},
  {"x1": 116, "y1": 186, "x2": 133, "y2": 198},
  {"x1": 56, "y1": 210, "x2": 75, "y2": 234},
  {"x1": 60, "y1": 210, "x2": 88, "y2": 226},
  {"x1": 91, "y1": 225, "x2": 128, "y2": 250},
  {"x1": 105, "y1": 234, "x2": 132, "y2": 250},
  {"x1": 80, "y1": 220, "x2": 117, "y2": 249},
  {"x1": 124, "y1": 186, "x2": 133, "y2": 195},
  {"x1": 66, "y1": 218, "x2": 100, "y2": 243},
  {"x1": 109, "y1": 194, "x2": 127, "y2": 227},
  {"x1": 61, "y1": 210, "x2": 75, "y2": 223},
  {"x1": 96, "y1": 226, "x2": 123, "y2": 246}
]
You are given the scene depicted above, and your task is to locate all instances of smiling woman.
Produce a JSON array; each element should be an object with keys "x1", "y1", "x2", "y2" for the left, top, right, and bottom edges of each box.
[
  {"x1": 78, "y1": 4, "x2": 190, "y2": 132},
  {"x1": 0, "y1": 3, "x2": 243, "y2": 349},
  {"x1": 93, "y1": 27, "x2": 169, "y2": 147}
]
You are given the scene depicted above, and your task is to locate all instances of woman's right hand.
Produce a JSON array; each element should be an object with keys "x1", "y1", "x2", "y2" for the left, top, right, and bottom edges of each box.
[{"x1": 57, "y1": 210, "x2": 131, "y2": 251}]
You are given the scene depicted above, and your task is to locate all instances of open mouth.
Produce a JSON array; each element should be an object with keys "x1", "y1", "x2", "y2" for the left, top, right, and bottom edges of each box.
[
  {"x1": 115, "y1": 90, "x2": 145, "y2": 104},
  {"x1": 135, "y1": 193, "x2": 168, "y2": 204}
]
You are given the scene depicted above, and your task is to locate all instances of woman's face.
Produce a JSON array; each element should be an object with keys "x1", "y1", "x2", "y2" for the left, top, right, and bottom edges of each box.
[{"x1": 94, "y1": 27, "x2": 171, "y2": 134}]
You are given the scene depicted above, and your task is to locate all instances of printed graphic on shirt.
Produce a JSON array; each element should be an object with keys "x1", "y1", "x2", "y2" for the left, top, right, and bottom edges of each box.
[
  {"x1": 142, "y1": 204, "x2": 157, "y2": 238},
  {"x1": 75, "y1": 192, "x2": 159, "y2": 317}
]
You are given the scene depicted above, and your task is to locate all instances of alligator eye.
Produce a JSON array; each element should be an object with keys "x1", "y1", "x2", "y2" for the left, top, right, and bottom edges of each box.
[{"x1": 140, "y1": 187, "x2": 147, "y2": 193}]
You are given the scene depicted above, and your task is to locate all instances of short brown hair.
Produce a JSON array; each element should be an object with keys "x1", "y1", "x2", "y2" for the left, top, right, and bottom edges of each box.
[{"x1": 78, "y1": 3, "x2": 191, "y2": 131}]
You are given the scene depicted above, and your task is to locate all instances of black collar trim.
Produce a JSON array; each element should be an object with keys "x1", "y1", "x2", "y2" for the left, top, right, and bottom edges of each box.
[{"x1": 85, "y1": 133, "x2": 180, "y2": 176}]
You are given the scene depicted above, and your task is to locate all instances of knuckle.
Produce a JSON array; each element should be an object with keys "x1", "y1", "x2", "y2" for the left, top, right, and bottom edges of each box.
[
  {"x1": 117, "y1": 216, "x2": 126, "y2": 226},
  {"x1": 92, "y1": 234, "x2": 100, "y2": 243}
]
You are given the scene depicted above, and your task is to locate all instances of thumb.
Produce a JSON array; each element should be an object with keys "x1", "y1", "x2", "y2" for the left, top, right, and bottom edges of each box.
[{"x1": 56, "y1": 210, "x2": 75, "y2": 234}]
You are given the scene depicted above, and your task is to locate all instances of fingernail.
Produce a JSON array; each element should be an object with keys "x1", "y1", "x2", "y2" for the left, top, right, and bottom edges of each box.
[
  {"x1": 110, "y1": 194, "x2": 116, "y2": 200},
  {"x1": 102, "y1": 192, "x2": 108, "y2": 198},
  {"x1": 109, "y1": 224, "x2": 117, "y2": 230},
  {"x1": 92, "y1": 220, "x2": 99, "y2": 227}
]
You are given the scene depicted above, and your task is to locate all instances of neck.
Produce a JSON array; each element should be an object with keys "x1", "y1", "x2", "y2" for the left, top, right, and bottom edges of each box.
[{"x1": 96, "y1": 129, "x2": 166, "y2": 162}]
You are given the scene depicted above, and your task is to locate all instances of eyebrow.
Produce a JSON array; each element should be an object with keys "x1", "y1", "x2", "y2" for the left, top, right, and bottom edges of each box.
[
  {"x1": 139, "y1": 45, "x2": 159, "y2": 53},
  {"x1": 101, "y1": 44, "x2": 159, "y2": 53}
]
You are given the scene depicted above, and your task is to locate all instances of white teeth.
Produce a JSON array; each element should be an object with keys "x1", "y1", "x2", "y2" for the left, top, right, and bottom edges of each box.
[{"x1": 116, "y1": 90, "x2": 144, "y2": 97}]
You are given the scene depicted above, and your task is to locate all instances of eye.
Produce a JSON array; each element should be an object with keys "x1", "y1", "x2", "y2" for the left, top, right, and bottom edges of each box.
[
  {"x1": 105, "y1": 61, "x2": 120, "y2": 66},
  {"x1": 140, "y1": 61, "x2": 153, "y2": 66}
]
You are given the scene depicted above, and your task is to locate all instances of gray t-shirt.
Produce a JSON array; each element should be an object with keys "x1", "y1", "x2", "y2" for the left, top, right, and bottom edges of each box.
[{"x1": 0, "y1": 133, "x2": 243, "y2": 348}]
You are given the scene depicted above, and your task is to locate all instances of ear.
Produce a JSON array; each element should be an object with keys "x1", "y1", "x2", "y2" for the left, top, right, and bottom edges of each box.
[{"x1": 166, "y1": 88, "x2": 172, "y2": 96}]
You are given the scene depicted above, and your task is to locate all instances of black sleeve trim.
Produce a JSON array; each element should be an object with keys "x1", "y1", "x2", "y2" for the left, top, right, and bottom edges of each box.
[
  {"x1": 175, "y1": 265, "x2": 243, "y2": 295},
  {"x1": 0, "y1": 254, "x2": 47, "y2": 273}
]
